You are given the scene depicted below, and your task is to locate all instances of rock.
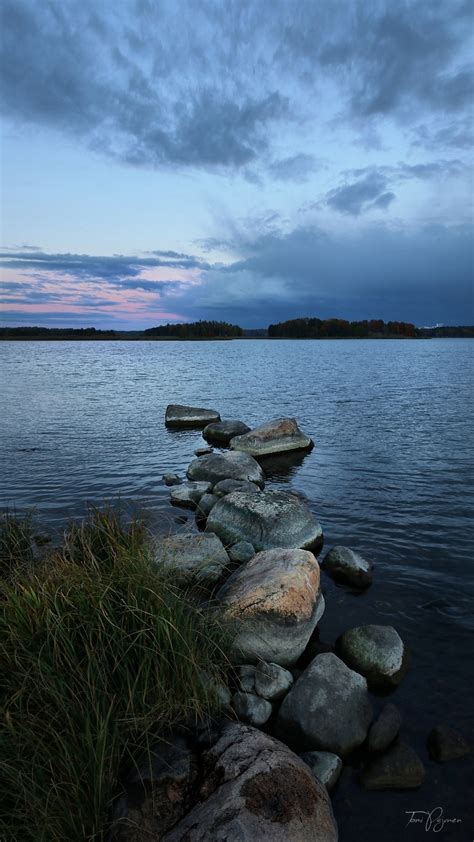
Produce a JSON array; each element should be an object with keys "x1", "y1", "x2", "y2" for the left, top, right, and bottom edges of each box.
[
  {"x1": 195, "y1": 446, "x2": 213, "y2": 456},
  {"x1": 255, "y1": 660, "x2": 293, "y2": 701},
  {"x1": 213, "y1": 478, "x2": 261, "y2": 497},
  {"x1": 170, "y1": 481, "x2": 212, "y2": 509},
  {"x1": 231, "y1": 417, "x2": 313, "y2": 457},
  {"x1": 228, "y1": 540, "x2": 255, "y2": 563},
  {"x1": 367, "y1": 704, "x2": 402, "y2": 752},
  {"x1": 361, "y1": 742, "x2": 425, "y2": 790},
  {"x1": 427, "y1": 725, "x2": 470, "y2": 762},
  {"x1": 336, "y1": 624, "x2": 409, "y2": 689},
  {"x1": 165, "y1": 404, "x2": 220, "y2": 428},
  {"x1": 236, "y1": 664, "x2": 257, "y2": 693},
  {"x1": 157, "y1": 533, "x2": 229, "y2": 584},
  {"x1": 217, "y1": 548, "x2": 325, "y2": 667},
  {"x1": 195, "y1": 493, "x2": 219, "y2": 522},
  {"x1": 203, "y1": 420, "x2": 251, "y2": 446},
  {"x1": 163, "y1": 472, "x2": 182, "y2": 486},
  {"x1": 300, "y1": 752, "x2": 342, "y2": 791},
  {"x1": 321, "y1": 545, "x2": 373, "y2": 588},
  {"x1": 187, "y1": 451, "x2": 265, "y2": 488},
  {"x1": 206, "y1": 490, "x2": 323, "y2": 552},
  {"x1": 276, "y1": 653, "x2": 373, "y2": 756},
  {"x1": 232, "y1": 692, "x2": 273, "y2": 727},
  {"x1": 163, "y1": 723, "x2": 338, "y2": 842}
]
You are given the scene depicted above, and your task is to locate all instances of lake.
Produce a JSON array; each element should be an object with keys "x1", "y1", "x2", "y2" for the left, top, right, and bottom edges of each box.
[{"x1": 1, "y1": 338, "x2": 473, "y2": 840}]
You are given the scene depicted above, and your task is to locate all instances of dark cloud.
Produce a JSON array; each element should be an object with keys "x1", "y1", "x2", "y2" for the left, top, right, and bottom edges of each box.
[
  {"x1": 412, "y1": 120, "x2": 473, "y2": 151},
  {"x1": 0, "y1": 250, "x2": 209, "y2": 279},
  {"x1": 267, "y1": 154, "x2": 322, "y2": 182}
]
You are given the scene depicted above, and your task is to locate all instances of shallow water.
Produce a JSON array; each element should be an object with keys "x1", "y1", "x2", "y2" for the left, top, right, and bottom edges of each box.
[{"x1": 1, "y1": 338, "x2": 473, "y2": 839}]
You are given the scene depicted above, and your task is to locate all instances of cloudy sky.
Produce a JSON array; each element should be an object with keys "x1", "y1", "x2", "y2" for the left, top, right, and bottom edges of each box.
[{"x1": 0, "y1": 0, "x2": 472, "y2": 328}]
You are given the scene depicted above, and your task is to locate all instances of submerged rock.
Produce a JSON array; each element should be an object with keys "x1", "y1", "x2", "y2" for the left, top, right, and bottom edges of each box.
[
  {"x1": 427, "y1": 725, "x2": 470, "y2": 762},
  {"x1": 165, "y1": 404, "x2": 220, "y2": 428},
  {"x1": 337, "y1": 624, "x2": 409, "y2": 689},
  {"x1": 367, "y1": 704, "x2": 402, "y2": 753},
  {"x1": 217, "y1": 548, "x2": 324, "y2": 667},
  {"x1": 195, "y1": 446, "x2": 213, "y2": 456},
  {"x1": 157, "y1": 532, "x2": 229, "y2": 584},
  {"x1": 321, "y1": 545, "x2": 373, "y2": 588},
  {"x1": 361, "y1": 742, "x2": 425, "y2": 790},
  {"x1": 232, "y1": 691, "x2": 272, "y2": 727},
  {"x1": 228, "y1": 540, "x2": 255, "y2": 563},
  {"x1": 170, "y1": 481, "x2": 212, "y2": 509},
  {"x1": 276, "y1": 653, "x2": 373, "y2": 756},
  {"x1": 213, "y1": 478, "x2": 261, "y2": 497},
  {"x1": 206, "y1": 490, "x2": 323, "y2": 552},
  {"x1": 187, "y1": 451, "x2": 265, "y2": 488},
  {"x1": 300, "y1": 751, "x2": 342, "y2": 791},
  {"x1": 163, "y1": 472, "x2": 182, "y2": 486},
  {"x1": 231, "y1": 417, "x2": 313, "y2": 457},
  {"x1": 203, "y1": 419, "x2": 251, "y2": 446}
]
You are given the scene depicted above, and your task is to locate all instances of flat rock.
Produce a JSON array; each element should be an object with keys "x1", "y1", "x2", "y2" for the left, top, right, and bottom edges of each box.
[
  {"x1": 206, "y1": 490, "x2": 323, "y2": 552},
  {"x1": 162, "y1": 473, "x2": 182, "y2": 486},
  {"x1": 361, "y1": 742, "x2": 425, "y2": 790},
  {"x1": 217, "y1": 548, "x2": 325, "y2": 667},
  {"x1": 165, "y1": 404, "x2": 220, "y2": 428},
  {"x1": 187, "y1": 451, "x2": 265, "y2": 488},
  {"x1": 203, "y1": 420, "x2": 251, "y2": 446},
  {"x1": 213, "y1": 478, "x2": 261, "y2": 497},
  {"x1": 321, "y1": 545, "x2": 373, "y2": 588},
  {"x1": 232, "y1": 691, "x2": 273, "y2": 727},
  {"x1": 427, "y1": 725, "x2": 470, "y2": 762},
  {"x1": 170, "y1": 481, "x2": 212, "y2": 509},
  {"x1": 367, "y1": 704, "x2": 402, "y2": 752},
  {"x1": 228, "y1": 540, "x2": 255, "y2": 563},
  {"x1": 163, "y1": 723, "x2": 338, "y2": 842},
  {"x1": 276, "y1": 653, "x2": 373, "y2": 756},
  {"x1": 337, "y1": 624, "x2": 409, "y2": 689},
  {"x1": 157, "y1": 532, "x2": 229, "y2": 584},
  {"x1": 231, "y1": 417, "x2": 313, "y2": 457},
  {"x1": 255, "y1": 660, "x2": 294, "y2": 701},
  {"x1": 300, "y1": 751, "x2": 342, "y2": 791}
]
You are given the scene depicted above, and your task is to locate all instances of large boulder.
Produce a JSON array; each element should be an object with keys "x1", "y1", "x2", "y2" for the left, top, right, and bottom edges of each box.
[
  {"x1": 216, "y1": 548, "x2": 325, "y2": 667},
  {"x1": 165, "y1": 404, "x2": 220, "y2": 428},
  {"x1": 163, "y1": 723, "x2": 338, "y2": 842},
  {"x1": 156, "y1": 533, "x2": 229, "y2": 584},
  {"x1": 203, "y1": 420, "x2": 251, "y2": 446},
  {"x1": 187, "y1": 451, "x2": 265, "y2": 488},
  {"x1": 206, "y1": 490, "x2": 323, "y2": 552},
  {"x1": 360, "y1": 742, "x2": 425, "y2": 790},
  {"x1": 231, "y1": 417, "x2": 313, "y2": 457},
  {"x1": 276, "y1": 653, "x2": 373, "y2": 756},
  {"x1": 170, "y1": 481, "x2": 212, "y2": 509},
  {"x1": 321, "y1": 546, "x2": 373, "y2": 588},
  {"x1": 336, "y1": 625, "x2": 409, "y2": 689}
]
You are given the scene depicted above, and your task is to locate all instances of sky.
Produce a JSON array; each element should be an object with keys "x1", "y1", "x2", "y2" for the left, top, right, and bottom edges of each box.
[{"x1": 0, "y1": 0, "x2": 473, "y2": 329}]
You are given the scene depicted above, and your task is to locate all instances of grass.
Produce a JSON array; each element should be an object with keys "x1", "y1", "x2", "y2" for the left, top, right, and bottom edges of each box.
[
  {"x1": 0, "y1": 510, "x2": 35, "y2": 580},
  {"x1": 0, "y1": 507, "x2": 231, "y2": 842}
]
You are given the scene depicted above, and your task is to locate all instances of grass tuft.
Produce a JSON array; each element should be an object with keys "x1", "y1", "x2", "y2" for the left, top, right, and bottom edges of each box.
[{"x1": 0, "y1": 510, "x2": 35, "y2": 580}]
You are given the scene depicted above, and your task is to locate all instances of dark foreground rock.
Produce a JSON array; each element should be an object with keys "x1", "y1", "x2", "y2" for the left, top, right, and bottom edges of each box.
[
  {"x1": 203, "y1": 419, "x2": 250, "y2": 446},
  {"x1": 228, "y1": 540, "x2": 255, "y2": 563},
  {"x1": 231, "y1": 417, "x2": 313, "y2": 457},
  {"x1": 165, "y1": 404, "x2": 220, "y2": 428},
  {"x1": 232, "y1": 691, "x2": 273, "y2": 726},
  {"x1": 300, "y1": 751, "x2": 342, "y2": 791},
  {"x1": 170, "y1": 481, "x2": 212, "y2": 509},
  {"x1": 336, "y1": 624, "x2": 409, "y2": 689},
  {"x1": 254, "y1": 660, "x2": 294, "y2": 701},
  {"x1": 367, "y1": 704, "x2": 401, "y2": 752},
  {"x1": 276, "y1": 653, "x2": 373, "y2": 756},
  {"x1": 187, "y1": 451, "x2": 265, "y2": 488},
  {"x1": 427, "y1": 725, "x2": 470, "y2": 762},
  {"x1": 157, "y1": 533, "x2": 229, "y2": 584},
  {"x1": 195, "y1": 493, "x2": 219, "y2": 522},
  {"x1": 321, "y1": 546, "x2": 373, "y2": 588},
  {"x1": 360, "y1": 742, "x2": 425, "y2": 790},
  {"x1": 206, "y1": 490, "x2": 323, "y2": 552},
  {"x1": 217, "y1": 548, "x2": 325, "y2": 667}
]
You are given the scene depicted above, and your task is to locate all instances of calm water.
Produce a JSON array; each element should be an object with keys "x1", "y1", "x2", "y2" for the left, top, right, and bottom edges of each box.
[{"x1": 1, "y1": 338, "x2": 473, "y2": 840}]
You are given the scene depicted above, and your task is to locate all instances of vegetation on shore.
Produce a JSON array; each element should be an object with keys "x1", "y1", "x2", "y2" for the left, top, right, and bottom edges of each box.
[
  {"x1": 268, "y1": 317, "x2": 418, "y2": 338},
  {"x1": 0, "y1": 508, "x2": 230, "y2": 842},
  {"x1": 143, "y1": 319, "x2": 243, "y2": 338}
]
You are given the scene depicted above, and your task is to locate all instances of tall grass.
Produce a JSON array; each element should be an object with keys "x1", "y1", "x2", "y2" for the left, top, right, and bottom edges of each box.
[
  {"x1": 0, "y1": 508, "x2": 230, "y2": 842},
  {"x1": 0, "y1": 510, "x2": 34, "y2": 580}
]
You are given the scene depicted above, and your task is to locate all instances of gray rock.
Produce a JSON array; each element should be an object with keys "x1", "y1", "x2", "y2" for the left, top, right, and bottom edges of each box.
[
  {"x1": 165, "y1": 404, "x2": 220, "y2": 428},
  {"x1": 170, "y1": 481, "x2": 212, "y2": 509},
  {"x1": 276, "y1": 653, "x2": 373, "y2": 756},
  {"x1": 232, "y1": 691, "x2": 273, "y2": 726},
  {"x1": 187, "y1": 451, "x2": 265, "y2": 488},
  {"x1": 427, "y1": 725, "x2": 470, "y2": 762},
  {"x1": 255, "y1": 660, "x2": 294, "y2": 701},
  {"x1": 206, "y1": 490, "x2": 323, "y2": 552},
  {"x1": 195, "y1": 446, "x2": 213, "y2": 456},
  {"x1": 236, "y1": 664, "x2": 257, "y2": 693},
  {"x1": 157, "y1": 533, "x2": 229, "y2": 584},
  {"x1": 361, "y1": 742, "x2": 425, "y2": 790},
  {"x1": 163, "y1": 723, "x2": 338, "y2": 842},
  {"x1": 195, "y1": 493, "x2": 219, "y2": 522},
  {"x1": 203, "y1": 419, "x2": 251, "y2": 446},
  {"x1": 213, "y1": 478, "x2": 261, "y2": 497},
  {"x1": 231, "y1": 417, "x2": 313, "y2": 457},
  {"x1": 162, "y1": 472, "x2": 182, "y2": 486},
  {"x1": 337, "y1": 624, "x2": 409, "y2": 689},
  {"x1": 300, "y1": 751, "x2": 342, "y2": 791},
  {"x1": 321, "y1": 545, "x2": 373, "y2": 588},
  {"x1": 228, "y1": 540, "x2": 255, "y2": 563},
  {"x1": 217, "y1": 548, "x2": 325, "y2": 667},
  {"x1": 367, "y1": 704, "x2": 402, "y2": 752}
]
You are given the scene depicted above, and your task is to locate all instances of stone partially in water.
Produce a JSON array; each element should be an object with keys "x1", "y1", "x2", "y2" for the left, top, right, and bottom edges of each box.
[
  {"x1": 163, "y1": 473, "x2": 182, "y2": 486},
  {"x1": 187, "y1": 451, "x2": 265, "y2": 488},
  {"x1": 213, "y1": 478, "x2": 261, "y2": 497},
  {"x1": 170, "y1": 481, "x2": 212, "y2": 509},
  {"x1": 360, "y1": 742, "x2": 425, "y2": 790},
  {"x1": 336, "y1": 624, "x2": 409, "y2": 689},
  {"x1": 367, "y1": 704, "x2": 402, "y2": 752},
  {"x1": 165, "y1": 404, "x2": 221, "y2": 428},
  {"x1": 231, "y1": 417, "x2": 313, "y2": 457},
  {"x1": 206, "y1": 490, "x2": 323, "y2": 552},
  {"x1": 300, "y1": 751, "x2": 342, "y2": 791},
  {"x1": 321, "y1": 545, "x2": 373, "y2": 588},
  {"x1": 203, "y1": 419, "x2": 251, "y2": 446},
  {"x1": 157, "y1": 532, "x2": 229, "y2": 584},
  {"x1": 427, "y1": 725, "x2": 470, "y2": 762}
]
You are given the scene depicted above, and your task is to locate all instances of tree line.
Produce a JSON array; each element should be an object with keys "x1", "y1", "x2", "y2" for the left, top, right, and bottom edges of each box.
[
  {"x1": 268, "y1": 317, "x2": 418, "y2": 338},
  {"x1": 143, "y1": 320, "x2": 243, "y2": 338}
]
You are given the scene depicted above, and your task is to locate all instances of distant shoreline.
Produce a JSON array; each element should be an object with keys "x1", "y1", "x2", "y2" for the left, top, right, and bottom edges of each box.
[{"x1": 1, "y1": 334, "x2": 473, "y2": 342}]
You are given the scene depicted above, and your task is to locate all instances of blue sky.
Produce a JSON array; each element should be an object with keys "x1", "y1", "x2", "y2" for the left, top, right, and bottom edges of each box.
[{"x1": 0, "y1": 0, "x2": 472, "y2": 328}]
